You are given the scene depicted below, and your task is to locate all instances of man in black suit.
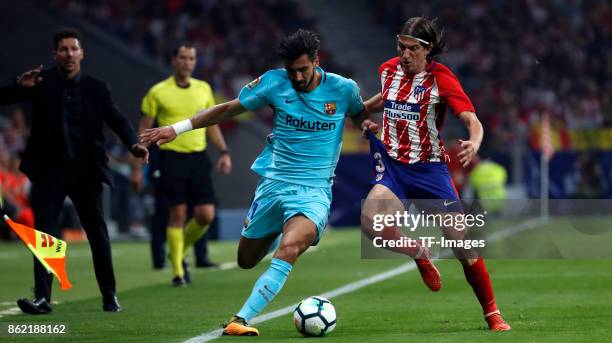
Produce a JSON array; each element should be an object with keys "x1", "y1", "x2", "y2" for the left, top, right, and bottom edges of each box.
[{"x1": 0, "y1": 28, "x2": 149, "y2": 314}]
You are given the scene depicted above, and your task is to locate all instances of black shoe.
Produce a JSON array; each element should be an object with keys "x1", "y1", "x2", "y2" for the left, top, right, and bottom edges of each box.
[
  {"x1": 102, "y1": 296, "x2": 121, "y2": 312},
  {"x1": 196, "y1": 260, "x2": 220, "y2": 269},
  {"x1": 16, "y1": 297, "x2": 52, "y2": 314},
  {"x1": 172, "y1": 276, "x2": 187, "y2": 287},
  {"x1": 182, "y1": 260, "x2": 192, "y2": 284},
  {"x1": 166, "y1": 254, "x2": 192, "y2": 282}
]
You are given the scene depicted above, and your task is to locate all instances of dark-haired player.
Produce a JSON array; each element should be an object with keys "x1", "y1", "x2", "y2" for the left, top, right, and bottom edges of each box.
[
  {"x1": 359, "y1": 17, "x2": 511, "y2": 331},
  {"x1": 140, "y1": 29, "x2": 364, "y2": 336}
]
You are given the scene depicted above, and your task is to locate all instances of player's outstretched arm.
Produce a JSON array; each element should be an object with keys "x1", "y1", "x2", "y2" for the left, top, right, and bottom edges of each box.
[
  {"x1": 457, "y1": 111, "x2": 483, "y2": 167},
  {"x1": 353, "y1": 93, "x2": 383, "y2": 134},
  {"x1": 364, "y1": 93, "x2": 384, "y2": 114},
  {"x1": 139, "y1": 98, "x2": 246, "y2": 146}
]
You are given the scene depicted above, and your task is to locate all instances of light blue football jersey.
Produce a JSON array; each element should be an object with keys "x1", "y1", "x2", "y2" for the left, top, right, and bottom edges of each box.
[{"x1": 239, "y1": 67, "x2": 364, "y2": 188}]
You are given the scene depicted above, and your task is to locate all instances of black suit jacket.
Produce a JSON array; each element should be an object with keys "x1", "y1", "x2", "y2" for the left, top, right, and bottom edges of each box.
[{"x1": 0, "y1": 67, "x2": 138, "y2": 187}]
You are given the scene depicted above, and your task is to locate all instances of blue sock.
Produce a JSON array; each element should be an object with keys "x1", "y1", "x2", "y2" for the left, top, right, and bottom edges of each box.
[{"x1": 236, "y1": 258, "x2": 293, "y2": 321}]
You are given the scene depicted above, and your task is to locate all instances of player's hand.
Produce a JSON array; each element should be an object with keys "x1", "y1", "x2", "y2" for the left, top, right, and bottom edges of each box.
[
  {"x1": 361, "y1": 119, "x2": 379, "y2": 136},
  {"x1": 16, "y1": 65, "x2": 44, "y2": 87},
  {"x1": 140, "y1": 126, "x2": 177, "y2": 147},
  {"x1": 130, "y1": 143, "x2": 149, "y2": 164},
  {"x1": 216, "y1": 153, "x2": 232, "y2": 175},
  {"x1": 457, "y1": 139, "x2": 479, "y2": 168}
]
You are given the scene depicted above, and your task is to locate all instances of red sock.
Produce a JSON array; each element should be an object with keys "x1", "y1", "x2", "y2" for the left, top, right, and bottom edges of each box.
[
  {"x1": 462, "y1": 256, "x2": 498, "y2": 315},
  {"x1": 380, "y1": 227, "x2": 423, "y2": 258}
]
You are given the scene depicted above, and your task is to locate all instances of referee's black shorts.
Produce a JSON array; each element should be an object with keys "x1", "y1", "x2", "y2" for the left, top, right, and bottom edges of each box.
[{"x1": 158, "y1": 149, "x2": 217, "y2": 206}]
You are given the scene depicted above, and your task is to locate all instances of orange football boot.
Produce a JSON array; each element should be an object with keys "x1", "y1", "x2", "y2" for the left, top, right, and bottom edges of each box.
[{"x1": 222, "y1": 316, "x2": 260, "y2": 336}]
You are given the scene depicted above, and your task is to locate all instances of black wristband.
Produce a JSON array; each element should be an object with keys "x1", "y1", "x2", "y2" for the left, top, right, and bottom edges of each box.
[{"x1": 220, "y1": 149, "x2": 231, "y2": 155}]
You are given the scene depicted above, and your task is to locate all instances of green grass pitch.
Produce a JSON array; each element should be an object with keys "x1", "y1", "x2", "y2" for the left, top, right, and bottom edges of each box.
[{"x1": 0, "y1": 220, "x2": 611, "y2": 342}]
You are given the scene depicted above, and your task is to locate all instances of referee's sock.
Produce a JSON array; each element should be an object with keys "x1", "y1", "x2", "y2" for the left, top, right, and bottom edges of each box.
[
  {"x1": 183, "y1": 218, "x2": 210, "y2": 253},
  {"x1": 167, "y1": 227, "x2": 185, "y2": 277}
]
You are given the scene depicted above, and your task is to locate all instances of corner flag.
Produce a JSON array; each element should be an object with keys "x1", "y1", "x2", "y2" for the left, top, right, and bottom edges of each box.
[{"x1": 4, "y1": 215, "x2": 72, "y2": 290}]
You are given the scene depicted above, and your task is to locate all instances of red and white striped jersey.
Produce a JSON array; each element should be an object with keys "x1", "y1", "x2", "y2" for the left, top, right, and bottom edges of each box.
[{"x1": 379, "y1": 57, "x2": 475, "y2": 164}]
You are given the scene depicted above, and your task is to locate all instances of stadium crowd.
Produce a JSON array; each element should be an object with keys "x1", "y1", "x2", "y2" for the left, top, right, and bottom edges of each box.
[
  {"x1": 51, "y1": 0, "x2": 611, "y2": 154},
  {"x1": 2, "y1": 1, "x2": 609, "y2": 241},
  {"x1": 49, "y1": 0, "x2": 349, "y2": 107},
  {"x1": 371, "y1": 0, "x2": 611, "y2": 153},
  {"x1": 0, "y1": 107, "x2": 33, "y2": 240}
]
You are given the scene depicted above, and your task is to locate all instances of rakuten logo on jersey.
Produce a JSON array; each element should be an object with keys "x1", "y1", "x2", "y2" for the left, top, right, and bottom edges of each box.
[
  {"x1": 285, "y1": 115, "x2": 337, "y2": 132},
  {"x1": 384, "y1": 100, "x2": 421, "y2": 121}
]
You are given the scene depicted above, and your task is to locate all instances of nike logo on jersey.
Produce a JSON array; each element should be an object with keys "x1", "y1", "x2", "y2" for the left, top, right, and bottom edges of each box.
[
  {"x1": 443, "y1": 200, "x2": 457, "y2": 207},
  {"x1": 285, "y1": 98, "x2": 300, "y2": 103}
]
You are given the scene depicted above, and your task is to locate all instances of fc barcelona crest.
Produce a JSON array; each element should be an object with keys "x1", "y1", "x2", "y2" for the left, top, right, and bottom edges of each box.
[{"x1": 324, "y1": 102, "x2": 336, "y2": 115}]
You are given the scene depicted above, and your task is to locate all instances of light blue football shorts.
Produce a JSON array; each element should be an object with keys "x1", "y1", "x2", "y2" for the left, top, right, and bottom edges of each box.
[{"x1": 241, "y1": 177, "x2": 332, "y2": 245}]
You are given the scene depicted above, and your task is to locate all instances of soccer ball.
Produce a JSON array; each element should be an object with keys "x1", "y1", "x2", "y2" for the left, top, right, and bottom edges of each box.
[{"x1": 293, "y1": 296, "x2": 336, "y2": 337}]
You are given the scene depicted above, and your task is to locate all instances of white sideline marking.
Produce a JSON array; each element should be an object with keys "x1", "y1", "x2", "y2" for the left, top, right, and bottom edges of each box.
[
  {"x1": 0, "y1": 244, "x2": 319, "y2": 318},
  {"x1": 0, "y1": 307, "x2": 22, "y2": 317},
  {"x1": 218, "y1": 262, "x2": 237, "y2": 270},
  {"x1": 0, "y1": 301, "x2": 61, "y2": 318},
  {"x1": 0, "y1": 301, "x2": 60, "y2": 306},
  {"x1": 182, "y1": 218, "x2": 543, "y2": 343},
  {"x1": 182, "y1": 262, "x2": 419, "y2": 343}
]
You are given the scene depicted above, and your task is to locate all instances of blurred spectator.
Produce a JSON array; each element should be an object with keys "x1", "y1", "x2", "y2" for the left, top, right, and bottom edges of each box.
[
  {"x1": 4, "y1": 107, "x2": 29, "y2": 154},
  {"x1": 469, "y1": 154, "x2": 508, "y2": 214},
  {"x1": 49, "y1": 0, "x2": 350, "y2": 127},
  {"x1": 0, "y1": 147, "x2": 34, "y2": 229},
  {"x1": 571, "y1": 152, "x2": 607, "y2": 198},
  {"x1": 0, "y1": 106, "x2": 33, "y2": 239}
]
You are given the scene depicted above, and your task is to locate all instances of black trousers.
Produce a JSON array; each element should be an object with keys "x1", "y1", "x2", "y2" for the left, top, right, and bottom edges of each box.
[{"x1": 30, "y1": 175, "x2": 116, "y2": 302}]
